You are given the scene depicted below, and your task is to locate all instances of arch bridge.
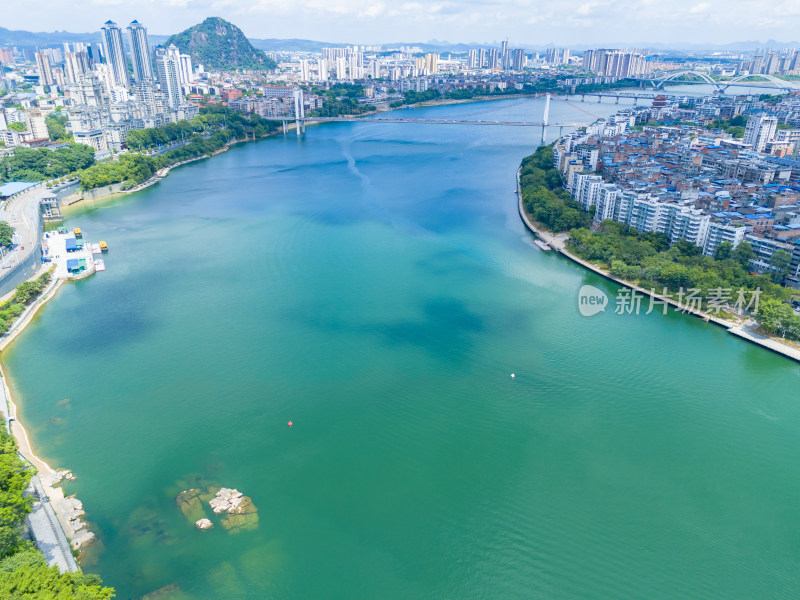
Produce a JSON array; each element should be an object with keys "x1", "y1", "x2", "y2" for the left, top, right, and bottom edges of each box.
[{"x1": 646, "y1": 70, "x2": 800, "y2": 92}]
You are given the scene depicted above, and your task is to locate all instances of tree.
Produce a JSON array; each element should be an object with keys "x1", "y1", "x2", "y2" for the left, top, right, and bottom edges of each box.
[
  {"x1": 45, "y1": 113, "x2": 69, "y2": 141},
  {"x1": 731, "y1": 240, "x2": 755, "y2": 269},
  {"x1": 768, "y1": 249, "x2": 792, "y2": 283},
  {"x1": 714, "y1": 241, "x2": 733, "y2": 261},
  {"x1": 7, "y1": 122, "x2": 25, "y2": 132},
  {"x1": 0, "y1": 428, "x2": 33, "y2": 559},
  {"x1": 0, "y1": 549, "x2": 115, "y2": 599},
  {"x1": 0, "y1": 222, "x2": 14, "y2": 248}
]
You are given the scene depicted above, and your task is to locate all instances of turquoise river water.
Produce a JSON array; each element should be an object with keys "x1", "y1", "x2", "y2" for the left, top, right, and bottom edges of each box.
[{"x1": 4, "y1": 98, "x2": 800, "y2": 599}]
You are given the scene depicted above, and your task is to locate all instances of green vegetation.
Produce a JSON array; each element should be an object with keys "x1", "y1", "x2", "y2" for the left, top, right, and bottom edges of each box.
[
  {"x1": 0, "y1": 548, "x2": 114, "y2": 599},
  {"x1": 0, "y1": 426, "x2": 115, "y2": 598},
  {"x1": 76, "y1": 154, "x2": 157, "y2": 191},
  {"x1": 706, "y1": 114, "x2": 747, "y2": 138},
  {"x1": 0, "y1": 427, "x2": 32, "y2": 558},
  {"x1": 518, "y1": 146, "x2": 800, "y2": 339},
  {"x1": 756, "y1": 298, "x2": 800, "y2": 339},
  {"x1": 7, "y1": 122, "x2": 26, "y2": 132},
  {"x1": 0, "y1": 144, "x2": 95, "y2": 184},
  {"x1": 567, "y1": 222, "x2": 798, "y2": 338},
  {"x1": 309, "y1": 84, "x2": 376, "y2": 117},
  {"x1": 399, "y1": 78, "x2": 640, "y2": 106},
  {"x1": 77, "y1": 107, "x2": 280, "y2": 191},
  {"x1": 165, "y1": 17, "x2": 277, "y2": 71},
  {"x1": 759, "y1": 93, "x2": 788, "y2": 103},
  {"x1": 0, "y1": 270, "x2": 52, "y2": 335},
  {"x1": 402, "y1": 89, "x2": 441, "y2": 104},
  {"x1": 519, "y1": 144, "x2": 592, "y2": 232},
  {"x1": 0, "y1": 221, "x2": 14, "y2": 247},
  {"x1": 45, "y1": 111, "x2": 71, "y2": 142}
]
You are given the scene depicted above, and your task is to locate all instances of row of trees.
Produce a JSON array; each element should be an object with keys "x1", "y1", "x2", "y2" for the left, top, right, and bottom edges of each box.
[
  {"x1": 0, "y1": 144, "x2": 95, "y2": 184},
  {"x1": 77, "y1": 108, "x2": 282, "y2": 191},
  {"x1": 0, "y1": 270, "x2": 53, "y2": 335},
  {"x1": 567, "y1": 221, "x2": 799, "y2": 339},
  {"x1": 0, "y1": 426, "x2": 114, "y2": 598},
  {"x1": 519, "y1": 144, "x2": 593, "y2": 232},
  {"x1": 125, "y1": 108, "x2": 279, "y2": 153}
]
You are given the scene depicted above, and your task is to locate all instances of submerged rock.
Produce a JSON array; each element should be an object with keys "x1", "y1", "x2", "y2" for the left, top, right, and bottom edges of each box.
[
  {"x1": 176, "y1": 488, "x2": 207, "y2": 524},
  {"x1": 220, "y1": 495, "x2": 259, "y2": 533},
  {"x1": 139, "y1": 583, "x2": 192, "y2": 600},
  {"x1": 195, "y1": 518, "x2": 213, "y2": 531}
]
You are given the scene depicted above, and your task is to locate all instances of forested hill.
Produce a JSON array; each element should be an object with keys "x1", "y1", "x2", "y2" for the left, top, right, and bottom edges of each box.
[{"x1": 164, "y1": 17, "x2": 277, "y2": 71}]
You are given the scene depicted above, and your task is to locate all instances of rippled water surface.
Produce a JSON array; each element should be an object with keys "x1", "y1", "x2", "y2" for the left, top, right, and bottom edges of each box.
[{"x1": 5, "y1": 98, "x2": 800, "y2": 599}]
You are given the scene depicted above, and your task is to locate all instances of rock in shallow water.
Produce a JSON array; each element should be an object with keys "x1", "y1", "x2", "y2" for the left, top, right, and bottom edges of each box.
[
  {"x1": 176, "y1": 489, "x2": 206, "y2": 524},
  {"x1": 209, "y1": 487, "x2": 244, "y2": 514},
  {"x1": 195, "y1": 518, "x2": 213, "y2": 531}
]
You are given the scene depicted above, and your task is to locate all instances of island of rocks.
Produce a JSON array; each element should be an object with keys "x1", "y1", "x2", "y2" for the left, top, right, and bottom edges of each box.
[{"x1": 176, "y1": 486, "x2": 258, "y2": 534}]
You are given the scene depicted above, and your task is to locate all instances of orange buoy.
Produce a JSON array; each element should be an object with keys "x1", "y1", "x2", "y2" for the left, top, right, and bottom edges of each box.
[{"x1": 288, "y1": 421, "x2": 293, "y2": 427}]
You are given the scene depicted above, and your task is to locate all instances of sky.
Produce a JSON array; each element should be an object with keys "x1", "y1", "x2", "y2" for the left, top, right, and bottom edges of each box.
[{"x1": 5, "y1": 0, "x2": 800, "y2": 47}]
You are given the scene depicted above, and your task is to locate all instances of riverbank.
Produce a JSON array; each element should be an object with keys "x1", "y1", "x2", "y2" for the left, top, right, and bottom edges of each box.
[
  {"x1": 515, "y1": 167, "x2": 800, "y2": 364},
  {"x1": 62, "y1": 129, "x2": 284, "y2": 213},
  {"x1": 0, "y1": 264, "x2": 101, "y2": 561}
]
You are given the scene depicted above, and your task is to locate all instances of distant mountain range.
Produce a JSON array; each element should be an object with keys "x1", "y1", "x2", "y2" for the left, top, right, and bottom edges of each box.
[{"x1": 0, "y1": 24, "x2": 797, "y2": 55}]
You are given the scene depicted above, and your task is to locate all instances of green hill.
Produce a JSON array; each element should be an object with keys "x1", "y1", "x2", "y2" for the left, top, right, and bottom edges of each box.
[{"x1": 165, "y1": 17, "x2": 277, "y2": 71}]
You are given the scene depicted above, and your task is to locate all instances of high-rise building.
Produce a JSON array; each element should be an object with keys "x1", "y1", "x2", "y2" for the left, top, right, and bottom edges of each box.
[
  {"x1": 178, "y1": 53, "x2": 193, "y2": 85},
  {"x1": 155, "y1": 44, "x2": 182, "y2": 109},
  {"x1": 582, "y1": 49, "x2": 647, "y2": 78},
  {"x1": 545, "y1": 48, "x2": 571, "y2": 65},
  {"x1": 64, "y1": 49, "x2": 90, "y2": 84},
  {"x1": 478, "y1": 48, "x2": 486, "y2": 68},
  {"x1": 512, "y1": 49, "x2": 526, "y2": 71},
  {"x1": 299, "y1": 59, "x2": 311, "y2": 82},
  {"x1": 488, "y1": 48, "x2": 499, "y2": 69},
  {"x1": 500, "y1": 40, "x2": 509, "y2": 69},
  {"x1": 424, "y1": 53, "x2": 438, "y2": 74},
  {"x1": 317, "y1": 58, "x2": 328, "y2": 82},
  {"x1": 101, "y1": 20, "x2": 129, "y2": 88},
  {"x1": 336, "y1": 56, "x2": 347, "y2": 80},
  {"x1": 743, "y1": 114, "x2": 778, "y2": 152},
  {"x1": 127, "y1": 20, "x2": 154, "y2": 82},
  {"x1": 35, "y1": 51, "x2": 54, "y2": 86}
]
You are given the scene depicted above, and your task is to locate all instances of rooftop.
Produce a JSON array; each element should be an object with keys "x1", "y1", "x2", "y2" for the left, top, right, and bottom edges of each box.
[{"x1": 0, "y1": 182, "x2": 38, "y2": 198}]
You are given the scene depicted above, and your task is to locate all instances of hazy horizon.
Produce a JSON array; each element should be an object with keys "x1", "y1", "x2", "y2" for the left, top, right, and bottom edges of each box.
[{"x1": 5, "y1": 0, "x2": 800, "y2": 48}]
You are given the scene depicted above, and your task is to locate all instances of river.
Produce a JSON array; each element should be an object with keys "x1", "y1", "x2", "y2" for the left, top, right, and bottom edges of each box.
[{"x1": 4, "y1": 97, "x2": 800, "y2": 599}]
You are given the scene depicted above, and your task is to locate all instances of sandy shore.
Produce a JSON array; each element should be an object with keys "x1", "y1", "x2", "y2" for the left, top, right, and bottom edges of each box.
[
  {"x1": 0, "y1": 268, "x2": 98, "y2": 552},
  {"x1": 515, "y1": 168, "x2": 800, "y2": 364}
]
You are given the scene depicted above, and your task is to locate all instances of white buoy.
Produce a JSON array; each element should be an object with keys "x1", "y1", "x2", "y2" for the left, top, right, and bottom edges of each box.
[{"x1": 511, "y1": 373, "x2": 515, "y2": 378}]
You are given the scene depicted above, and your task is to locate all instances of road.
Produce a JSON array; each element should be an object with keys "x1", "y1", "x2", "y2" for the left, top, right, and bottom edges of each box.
[{"x1": 0, "y1": 185, "x2": 43, "y2": 274}]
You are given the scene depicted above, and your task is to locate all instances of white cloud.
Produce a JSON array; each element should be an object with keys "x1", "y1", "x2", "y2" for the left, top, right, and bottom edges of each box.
[{"x1": 11, "y1": 0, "x2": 800, "y2": 45}]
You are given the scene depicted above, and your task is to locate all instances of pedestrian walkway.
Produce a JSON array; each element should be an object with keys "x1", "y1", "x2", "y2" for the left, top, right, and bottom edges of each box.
[{"x1": 26, "y1": 476, "x2": 79, "y2": 572}]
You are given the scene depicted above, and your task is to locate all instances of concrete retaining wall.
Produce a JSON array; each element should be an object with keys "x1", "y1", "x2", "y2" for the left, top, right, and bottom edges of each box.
[{"x1": 62, "y1": 182, "x2": 124, "y2": 205}]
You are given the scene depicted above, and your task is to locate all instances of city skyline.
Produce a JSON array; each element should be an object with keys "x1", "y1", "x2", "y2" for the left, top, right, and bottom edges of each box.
[{"x1": 5, "y1": 0, "x2": 800, "y2": 48}]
